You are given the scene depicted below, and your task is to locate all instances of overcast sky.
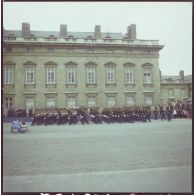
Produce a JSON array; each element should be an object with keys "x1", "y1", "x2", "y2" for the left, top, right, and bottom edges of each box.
[{"x1": 3, "y1": 2, "x2": 192, "y2": 76}]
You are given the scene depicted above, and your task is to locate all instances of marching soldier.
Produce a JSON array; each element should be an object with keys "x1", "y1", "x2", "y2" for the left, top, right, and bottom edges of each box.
[
  {"x1": 69, "y1": 107, "x2": 78, "y2": 125},
  {"x1": 154, "y1": 106, "x2": 159, "y2": 120},
  {"x1": 45, "y1": 108, "x2": 59, "y2": 125},
  {"x1": 31, "y1": 108, "x2": 47, "y2": 125},
  {"x1": 57, "y1": 108, "x2": 69, "y2": 125},
  {"x1": 90, "y1": 106, "x2": 101, "y2": 124},
  {"x1": 160, "y1": 105, "x2": 166, "y2": 121},
  {"x1": 166, "y1": 106, "x2": 172, "y2": 122},
  {"x1": 79, "y1": 106, "x2": 89, "y2": 125},
  {"x1": 101, "y1": 107, "x2": 111, "y2": 123},
  {"x1": 146, "y1": 107, "x2": 151, "y2": 122}
]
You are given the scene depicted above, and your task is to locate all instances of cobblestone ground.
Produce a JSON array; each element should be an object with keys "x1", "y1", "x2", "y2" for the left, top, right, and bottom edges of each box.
[{"x1": 3, "y1": 119, "x2": 192, "y2": 192}]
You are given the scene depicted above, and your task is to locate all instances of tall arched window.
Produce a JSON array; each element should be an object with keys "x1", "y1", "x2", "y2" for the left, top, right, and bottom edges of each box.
[
  {"x1": 65, "y1": 61, "x2": 77, "y2": 84},
  {"x1": 85, "y1": 62, "x2": 97, "y2": 84},
  {"x1": 105, "y1": 62, "x2": 116, "y2": 84},
  {"x1": 142, "y1": 63, "x2": 153, "y2": 84}
]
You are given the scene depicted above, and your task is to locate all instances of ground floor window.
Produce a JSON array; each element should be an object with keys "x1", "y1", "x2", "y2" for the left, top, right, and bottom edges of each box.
[
  {"x1": 5, "y1": 97, "x2": 13, "y2": 108},
  {"x1": 47, "y1": 97, "x2": 55, "y2": 107},
  {"x1": 168, "y1": 89, "x2": 174, "y2": 97},
  {"x1": 126, "y1": 96, "x2": 134, "y2": 106},
  {"x1": 25, "y1": 97, "x2": 34, "y2": 109},
  {"x1": 67, "y1": 96, "x2": 76, "y2": 108},
  {"x1": 145, "y1": 96, "x2": 152, "y2": 105},
  {"x1": 107, "y1": 96, "x2": 116, "y2": 107},
  {"x1": 87, "y1": 96, "x2": 96, "y2": 107}
]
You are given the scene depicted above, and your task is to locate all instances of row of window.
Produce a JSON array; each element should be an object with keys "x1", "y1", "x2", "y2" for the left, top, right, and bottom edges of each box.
[
  {"x1": 5, "y1": 47, "x2": 138, "y2": 54},
  {"x1": 4, "y1": 35, "x2": 130, "y2": 42},
  {"x1": 4, "y1": 66, "x2": 152, "y2": 85},
  {"x1": 4, "y1": 95, "x2": 153, "y2": 109},
  {"x1": 168, "y1": 89, "x2": 186, "y2": 97}
]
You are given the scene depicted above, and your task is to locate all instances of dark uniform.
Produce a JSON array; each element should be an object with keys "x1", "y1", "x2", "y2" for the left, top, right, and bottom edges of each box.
[
  {"x1": 154, "y1": 106, "x2": 158, "y2": 120},
  {"x1": 79, "y1": 107, "x2": 89, "y2": 125},
  {"x1": 166, "y1": 106, "x2": 172, "y2": 121},
  {"x1": 31, "y1": 108, "x2": 47, "y2": 125},
  {"x1": 57, "y1": 108, "x2": 69, "y2": 125},
  {"x1": 90, "y1": 107, "x2": 102, "y2": 124},
  {"x1": 146, "y1": 107, "x2": 151, "y2": 122},
  {"x1": 45, "y1": 109, "x2": 59, "y2": 125},
  {"x1": 69, "y1": 108, "x2": 78, "y2": 125},
  {"x1": 160, "y1": 106, "x2": 166, "y2": 121}
]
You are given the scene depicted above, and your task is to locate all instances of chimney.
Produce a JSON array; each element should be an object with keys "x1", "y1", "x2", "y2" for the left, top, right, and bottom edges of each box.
[
  {"x1": 159, "y1": 69, "x2": 162, "y2": 80},
  {"x1": 179, "y1": 70, "x2": 184, "y2": 80},
  {"x1": 60, "y1": 24, "x2": 67, "y2": 37},
  {"x1": 94, "y1": 25, "x2": 101, "y2": 38},
  {"x1": 127, "y1": 24, "x2": 136, "y2": 40},
  {"x1": 22, "y1": 23, "x2": 30, "y2": 37}
]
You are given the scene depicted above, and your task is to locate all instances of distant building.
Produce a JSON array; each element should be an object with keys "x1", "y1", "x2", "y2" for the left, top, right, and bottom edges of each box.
[
  {"x1": 3, "y1": 23, "x2": 191, "y2": 109},
  {"x1": 160, "y1": 70, "x2": 192, "y2": 105}
]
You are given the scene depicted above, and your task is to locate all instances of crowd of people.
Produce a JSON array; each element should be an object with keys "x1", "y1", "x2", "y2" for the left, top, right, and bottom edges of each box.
[
  {"x1": 3, "y1": 100, "x2": 192, "y2": 126},
  {"x1": 10, "y1": 120, "x2": 28, "y2": 133},
  {"x1": 3, "y1": 107, "x2": 33, "y2": 118},
  {"x1": 30, "y1": 101, "x2": 191, "y2": 126},
  {"x1": 31, "y1": 106, "x2": 152, "y2": 126}
]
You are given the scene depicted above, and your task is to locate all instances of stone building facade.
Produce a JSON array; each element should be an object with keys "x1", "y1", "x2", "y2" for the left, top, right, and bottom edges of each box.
[
  {"x1": 3, "y1": 23, "x2": 191, "y2": 109},
  {"x1": 160, "y1": 71, "x2": 192, "y2": 105}
]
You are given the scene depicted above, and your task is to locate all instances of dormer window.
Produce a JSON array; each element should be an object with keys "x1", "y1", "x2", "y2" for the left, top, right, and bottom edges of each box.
[
  {"x1": 105, "y1": 36, "x2": 111, "y2": 39},
  {"x1": 85, "y1": 36, "x2": 96, "y2": 42},
  {"x1": 67, "y1": 35, "x2": 76, "y2": 41},
  {"x1": 87, "y1": 36, "x2": 93, "y2": 39},
  {"x1": 86, "y1": 36, "x2": 92, "y2": 40},
  {"x1": 104, "y1": 36, "x2": 112, "y2": 42},
  {"x1": 48, "y1": 35, "x2": 57, "y2": 41},
  {"x1": 24, "y1": 34, "x2": 37, "y2": 40},
  {"x1": 7, "y1": 34, "x2": 16, "y2": 40},
  {"x1": 123, "y1": 36, "x2": 128, "y2": 42},
  {"x1": 167, "y1": 78, "x2": 173, "y2": 83},
  {"x1": 66, "y1": 35, "x2": 75, "y2": 41},
  {"x1": 30, "y1": 34, "x2": 36, "y2": 40}
]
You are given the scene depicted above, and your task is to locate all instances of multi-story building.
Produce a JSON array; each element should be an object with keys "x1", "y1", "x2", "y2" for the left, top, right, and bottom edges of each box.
[
  {"x1": 160, "y1": 70, "x2": 192, "y2": 105},
  {"x1": 3, "y1": 23, "x2": 191, "y2": 109}
]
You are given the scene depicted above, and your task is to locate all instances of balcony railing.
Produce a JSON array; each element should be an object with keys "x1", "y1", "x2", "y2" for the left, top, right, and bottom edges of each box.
[
  {"x1": 161, "y1": 79, "x2": 191, "y2": 84},
  {"x1": 3, "y1": 37, "x2": 160, "y2": 46}
]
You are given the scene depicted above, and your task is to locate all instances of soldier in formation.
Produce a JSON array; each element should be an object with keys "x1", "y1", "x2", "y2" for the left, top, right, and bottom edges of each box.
[
  {"x1": 31, "y1": 105, "x2": 155, "y2": 126},
  {"x1": 12, "y1": 100, "x2": 193, "y2": 126},
  {"x1": 57, "y1": 108, "x2": 69, "y2": 125}
]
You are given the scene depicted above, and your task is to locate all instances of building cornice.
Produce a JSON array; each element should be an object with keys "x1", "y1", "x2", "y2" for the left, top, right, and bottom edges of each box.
[
  {"x1": 143, "y1": 91, "x2": 154, "y2": 93},
  {"x1": 64, "y1": 92, "x2": 78, "y2": 94},
  {"x1": 3, "y1": 40, "x2": 164, "y2": 51},
  {"x1": 23, "y1": 92, "x2": 37, "y2": 95},
  {"x1": 44, "y1": 92, "x2": 57, "y2": 94},
  {"x1": 160, "y1": 82, "x2": 191, "y2": 86},
  {"x1": 124, "y1": 91, "x2": 136, "y2": 93},
  {"x1": 85, "y1": 91, "x2": 98, "y2": 94},
  {"x1": 105, "y1": 91, "x2": 117, "y2": 94}
]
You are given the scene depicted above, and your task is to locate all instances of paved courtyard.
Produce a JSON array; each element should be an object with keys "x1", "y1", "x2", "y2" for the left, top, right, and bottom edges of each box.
[{"x1": 3, "y1": 119, "x2": 192, "y2": 192}]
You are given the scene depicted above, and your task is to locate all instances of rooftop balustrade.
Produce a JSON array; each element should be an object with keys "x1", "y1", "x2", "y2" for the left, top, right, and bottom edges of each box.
[{"x1": 3, "y1": 36, "x2": 160, "y2": 46}]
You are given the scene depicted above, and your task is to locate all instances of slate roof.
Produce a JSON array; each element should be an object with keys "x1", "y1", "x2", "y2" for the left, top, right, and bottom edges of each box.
[
  {"x1": 161, "y1": 76, "x2": 181, "y2": 80},
  {"x1": 161, "y1": 75, "x2": 192, "y2": 83},
  {"x1": 4, "y1": 30, "x2": 124, "y2": 39}
]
